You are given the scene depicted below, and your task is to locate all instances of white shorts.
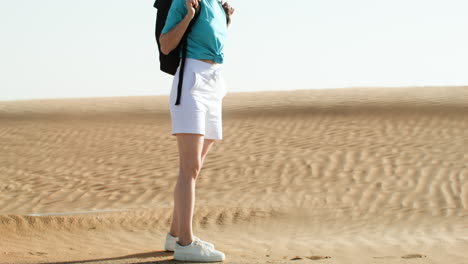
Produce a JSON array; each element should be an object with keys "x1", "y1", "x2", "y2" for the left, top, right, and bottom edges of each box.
[{"x1": 169, "y1": 58, "x2": 227, "y2": 140}]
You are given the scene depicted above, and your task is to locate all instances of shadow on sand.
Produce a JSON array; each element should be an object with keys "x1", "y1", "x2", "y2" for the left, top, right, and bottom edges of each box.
[{"x1": 37, "y1": 250, "x2": 209, "y2": 264}]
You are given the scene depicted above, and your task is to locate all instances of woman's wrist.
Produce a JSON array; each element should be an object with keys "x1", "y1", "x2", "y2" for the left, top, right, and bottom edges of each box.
[{"x1": 185, "y1": 13, "x2": 195, "y2": 21}]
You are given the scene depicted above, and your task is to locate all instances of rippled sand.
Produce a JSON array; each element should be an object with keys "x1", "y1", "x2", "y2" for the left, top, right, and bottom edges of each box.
[{"x1": 0, "y1": 86, "x2": 467, "y2": 263}]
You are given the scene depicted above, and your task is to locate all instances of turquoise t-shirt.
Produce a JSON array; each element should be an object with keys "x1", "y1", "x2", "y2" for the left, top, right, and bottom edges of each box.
[{"x1": 161, "y1": 0, "x2": 228, "y2": 64}]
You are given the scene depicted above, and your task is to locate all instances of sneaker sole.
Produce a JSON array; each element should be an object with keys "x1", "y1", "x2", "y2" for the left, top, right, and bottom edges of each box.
[{"x1": 174, "y1": 253, "x2": 225, "y2": 262}]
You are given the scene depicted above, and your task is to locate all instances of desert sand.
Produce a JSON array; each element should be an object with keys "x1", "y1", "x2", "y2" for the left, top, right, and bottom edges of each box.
[{"x1": 0, "y1": 86, "x2": 467, "y2": 264}]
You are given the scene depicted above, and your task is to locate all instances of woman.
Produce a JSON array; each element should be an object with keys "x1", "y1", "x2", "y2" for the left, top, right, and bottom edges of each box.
[{"x1": 159, "y1": 0, "x2": 234, "y2": 262}]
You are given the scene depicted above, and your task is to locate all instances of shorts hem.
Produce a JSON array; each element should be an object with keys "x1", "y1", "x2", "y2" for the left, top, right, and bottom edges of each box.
[
  {"x1": 171, "y1": 132, "x2": 222, "y2": 140},
  {"x1": 172, "y1": 132, "x2": 204, "y2": 136}
]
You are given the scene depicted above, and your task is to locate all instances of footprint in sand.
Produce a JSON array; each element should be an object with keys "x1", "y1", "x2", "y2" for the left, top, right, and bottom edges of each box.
[
  {"x1": 289, "y1": 255, "x2": 332, "y2": 260},
  {"x1": 28, "y1": 252, "x2": 48, "y2": 256},
  {"x1": 306, "y1": 256, "x2": 332, "y2": 260},
  {"x1": 401, "y1": 254, "x2": 427, "y2": 259},
  {"x1": 373, "y1": 254, "x2": 427, "y2": 259}
]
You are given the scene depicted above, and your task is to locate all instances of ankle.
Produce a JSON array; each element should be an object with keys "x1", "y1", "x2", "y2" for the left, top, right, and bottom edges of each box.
[{"x1": 177, "y1": 239, "x2": 193, "y2": 246}]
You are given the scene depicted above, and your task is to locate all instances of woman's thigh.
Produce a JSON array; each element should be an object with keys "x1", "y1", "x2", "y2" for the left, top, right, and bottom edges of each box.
[
  {"x1": 176, "y1": 133, "x2": 204, "y2": 178},
  {"x1": 201, "y1": 139, "x2": 215, "y2": 162}
]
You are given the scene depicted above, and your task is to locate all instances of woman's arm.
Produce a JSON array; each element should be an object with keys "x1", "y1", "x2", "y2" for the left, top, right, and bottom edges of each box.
[{"x1": 159, "y1": 0, "x2": 199, "y2": 55}]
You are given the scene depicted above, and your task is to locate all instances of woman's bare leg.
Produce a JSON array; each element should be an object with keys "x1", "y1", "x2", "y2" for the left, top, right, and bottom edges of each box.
[
  {"x1": 169, "y1": 134, "x2": 216, "y2": 245},
  {"x1": 169, "y1": 137, "x2": 215, "y2": 238}
]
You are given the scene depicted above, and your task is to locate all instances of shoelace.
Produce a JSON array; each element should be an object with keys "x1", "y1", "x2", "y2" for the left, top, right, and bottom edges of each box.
[{"x1": 194, "y1": 239, "x2": 210, "y2": 251}]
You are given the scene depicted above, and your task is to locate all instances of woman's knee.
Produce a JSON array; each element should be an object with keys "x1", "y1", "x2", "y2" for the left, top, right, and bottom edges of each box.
[
  {"x1": 176, "y1": 133, "x2": 204, "y2": 179},
  {"x1": 180, "y1": 158, "x2": 202, "y2": 179}
]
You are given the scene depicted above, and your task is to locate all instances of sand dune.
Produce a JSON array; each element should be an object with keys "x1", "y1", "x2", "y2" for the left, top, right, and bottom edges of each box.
[{"x1": 0, "y1": 86, "x2": 467, "y2": 263}]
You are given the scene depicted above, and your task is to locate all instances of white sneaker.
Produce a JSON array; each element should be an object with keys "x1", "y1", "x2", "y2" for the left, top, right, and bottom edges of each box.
[
  {"x1": 174, "y1": 237, "x2": 225, "y2": 262},
  {"x1": 165, "y1": 232, "x2": 215, "y2": 252}
]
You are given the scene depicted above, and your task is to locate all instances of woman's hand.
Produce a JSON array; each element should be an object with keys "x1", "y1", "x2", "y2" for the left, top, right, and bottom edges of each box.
[
  {"x1": 221, "y1": 1, "x2": 235, "y2": 26},
  {"x1": 186, "y1": 0, "x2": 200, "y2": 19},
  {"x1": 222, "y1": 1, "x2": 235, "y2": 16}
]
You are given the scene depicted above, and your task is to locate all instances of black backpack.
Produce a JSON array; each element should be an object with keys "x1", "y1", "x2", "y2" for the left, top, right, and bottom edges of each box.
[{"x1": 154, "y1": 0, "x2": 202, "y2": 105}]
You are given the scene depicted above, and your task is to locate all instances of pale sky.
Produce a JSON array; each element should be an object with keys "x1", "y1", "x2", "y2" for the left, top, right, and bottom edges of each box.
[{"x1": 1, "y1": 0, "x2": 467, "y2": 101}]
